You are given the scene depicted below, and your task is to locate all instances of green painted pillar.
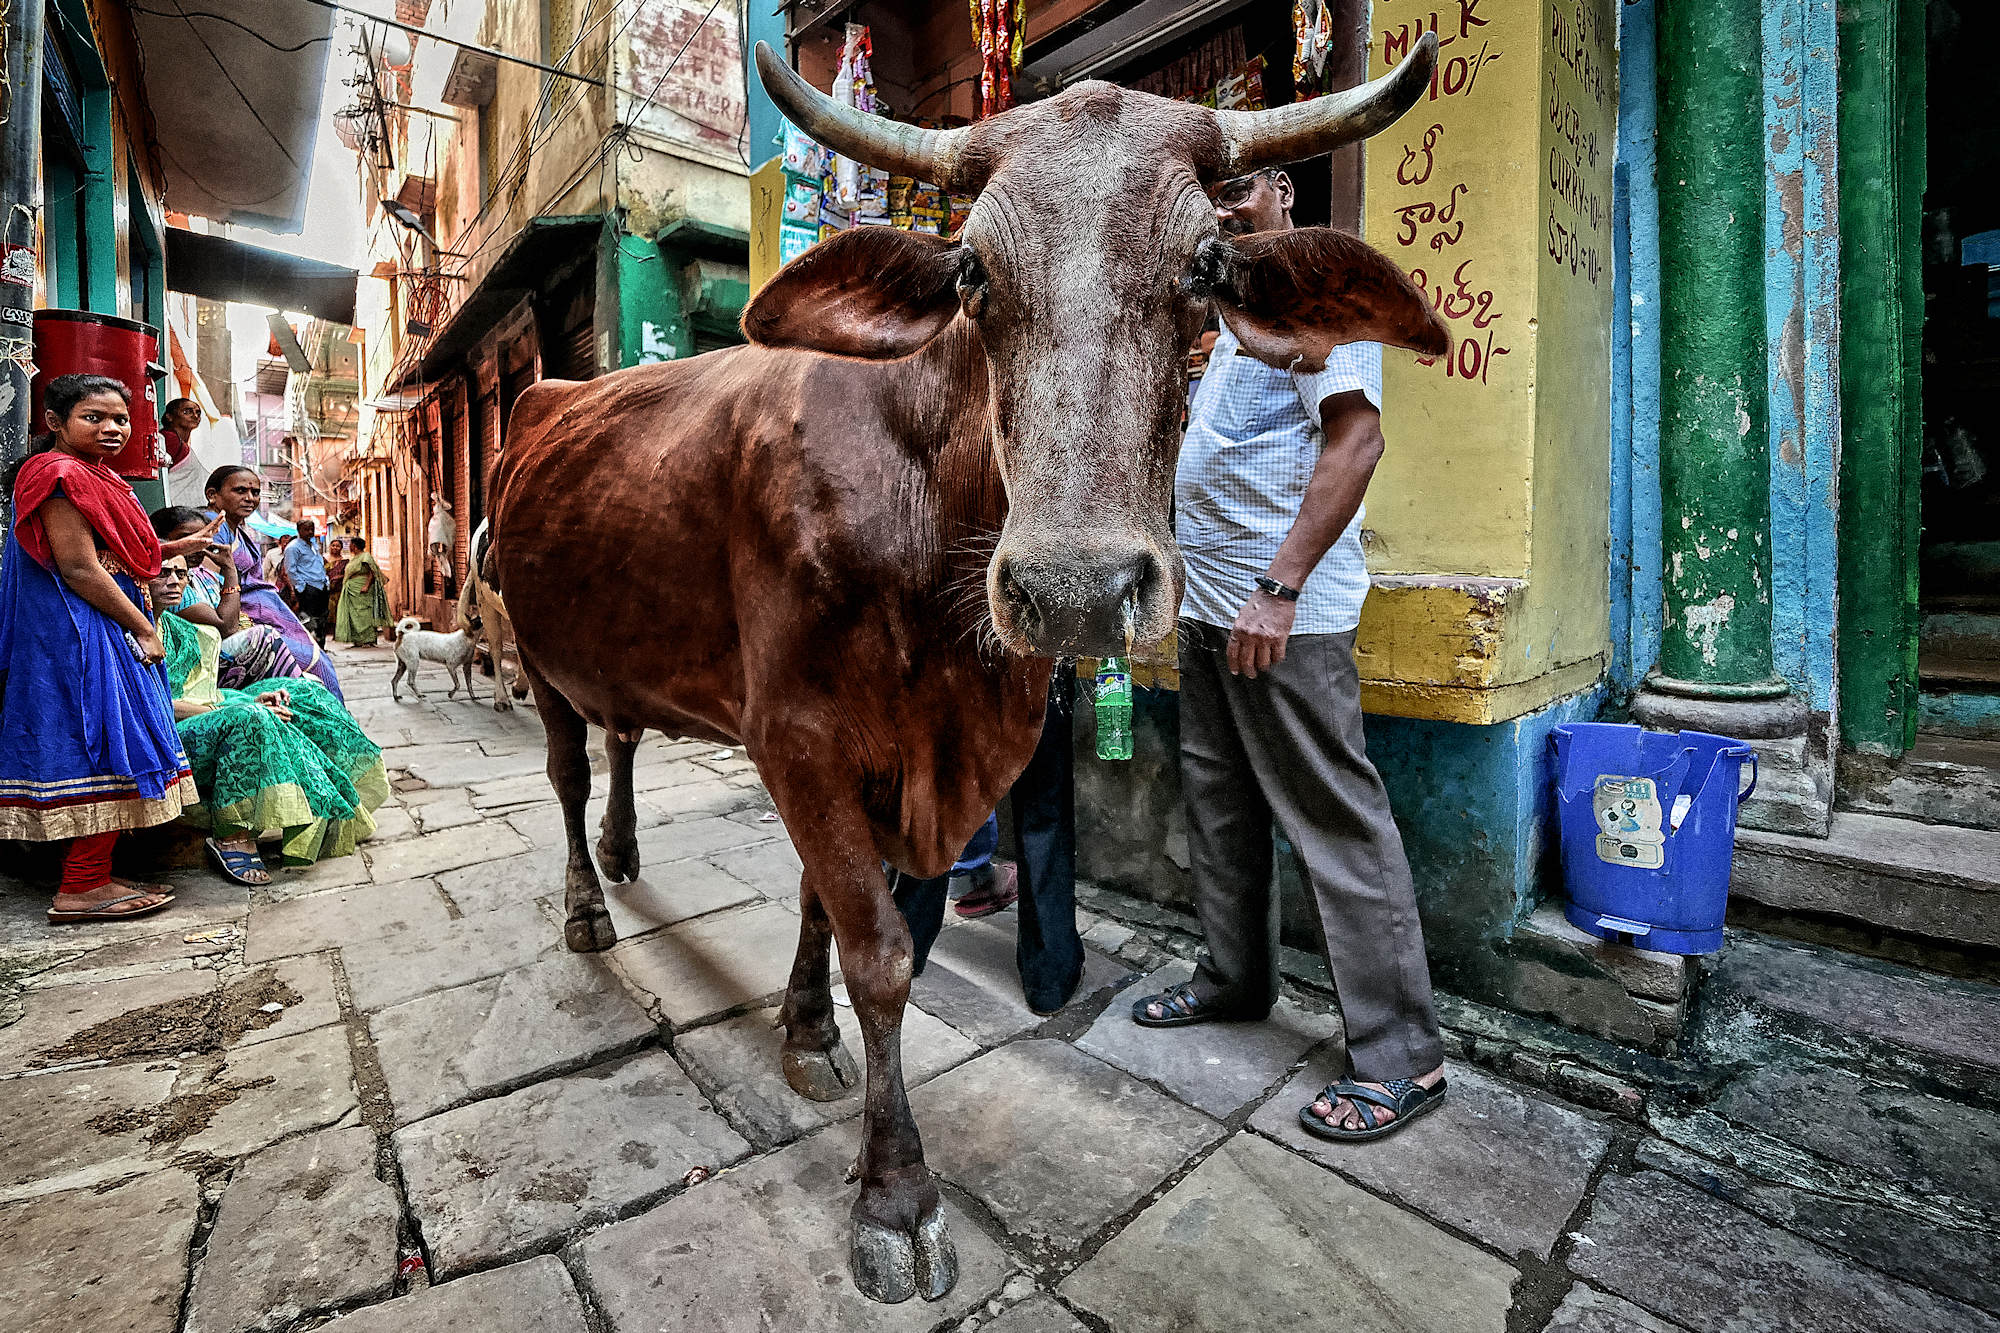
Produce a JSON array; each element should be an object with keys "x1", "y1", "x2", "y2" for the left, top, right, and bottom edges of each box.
[{"x1": 1653, "y1": 0, "x2": 1781, "y2": 695}]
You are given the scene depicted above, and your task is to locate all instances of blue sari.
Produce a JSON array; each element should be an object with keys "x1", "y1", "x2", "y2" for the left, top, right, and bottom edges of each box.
[{"x1": 0, "y1": 527, "x2": 197, "y2": 841}]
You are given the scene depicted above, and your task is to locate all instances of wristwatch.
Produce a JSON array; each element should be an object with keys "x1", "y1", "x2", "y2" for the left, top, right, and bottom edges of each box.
[{"x1": 1254, "y1": 575, "x2": 1302, "y2": 602}]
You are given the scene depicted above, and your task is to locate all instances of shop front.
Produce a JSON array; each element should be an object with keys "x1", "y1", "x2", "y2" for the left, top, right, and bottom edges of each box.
[{"x1": 744, "y1": 0, "x2": 1985, "y2": 1047}]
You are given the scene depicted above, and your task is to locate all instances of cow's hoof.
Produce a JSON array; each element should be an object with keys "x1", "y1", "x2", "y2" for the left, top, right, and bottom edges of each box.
[
  {"x1": 595, "y1": 836, "x2": 640, "y2": 884},
  {"x1": 493, "y1": 699, "x2": 512, "y2": 713},
  {"x1": 565, "y1": 908, "x2": 617, "y2": 953},
  {"x1": 782, "y1": 1041, "x2": 860, "y2": 1102},
  {"x1": 850, "y1": 1205, "x2": 956, "y2": 1304}
]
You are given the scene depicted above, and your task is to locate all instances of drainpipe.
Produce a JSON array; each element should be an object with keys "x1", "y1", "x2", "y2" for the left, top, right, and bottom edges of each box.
[
  {"x1": 1636, "y1": 0, "x2": 1812, "y2": 828},
  {"x1": 0, "y1": 0, "x2": 45, "y2": 534}
]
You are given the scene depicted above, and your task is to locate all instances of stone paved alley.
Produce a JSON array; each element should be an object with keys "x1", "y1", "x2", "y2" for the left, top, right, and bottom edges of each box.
[{"x1": 2, "y1": 643, "x2": 1997, "y2": 1333}]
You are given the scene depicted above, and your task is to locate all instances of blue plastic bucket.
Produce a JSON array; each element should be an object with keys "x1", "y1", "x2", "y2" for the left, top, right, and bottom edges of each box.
[{"x1": 1549, "y1": 723, "x2": 1758, "y2": 954}]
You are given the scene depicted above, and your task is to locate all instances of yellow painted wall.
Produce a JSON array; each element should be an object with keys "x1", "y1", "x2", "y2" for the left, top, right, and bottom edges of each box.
[{"x1": 1357, "y1": 0, "x2": 1615, "y2": 723}]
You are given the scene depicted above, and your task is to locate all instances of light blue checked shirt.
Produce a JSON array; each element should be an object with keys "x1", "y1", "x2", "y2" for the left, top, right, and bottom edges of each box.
[{"x1": 1175, "y1": 320, "x2": 1383, "y2": 634}]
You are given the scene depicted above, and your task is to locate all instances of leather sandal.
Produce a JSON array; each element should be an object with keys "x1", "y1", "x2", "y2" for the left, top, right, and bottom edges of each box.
[
  {"x1": 1129, "y1": 982, "x2": 1261, "y2": 1028},
  {"x1": 1299, "y1": 1076, "x2": 1447, "y2": 1142}
]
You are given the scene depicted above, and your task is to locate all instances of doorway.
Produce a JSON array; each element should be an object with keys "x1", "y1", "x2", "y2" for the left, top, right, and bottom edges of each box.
[{"x1": 1918, "y1": 0, "x2": 2000, "y2": 750}]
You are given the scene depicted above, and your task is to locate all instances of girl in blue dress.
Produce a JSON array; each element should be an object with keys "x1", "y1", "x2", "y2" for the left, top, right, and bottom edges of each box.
[{"x1": 0, "y1": 374, "x2": 217, "y2": 922}]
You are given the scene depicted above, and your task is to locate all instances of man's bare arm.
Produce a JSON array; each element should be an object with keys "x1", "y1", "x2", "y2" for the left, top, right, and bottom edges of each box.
[{"x1": 1227, "y1": 390, "x2": 1385, "y2": 678}]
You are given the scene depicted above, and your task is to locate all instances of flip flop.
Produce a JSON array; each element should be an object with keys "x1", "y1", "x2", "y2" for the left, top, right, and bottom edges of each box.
[
  {"x1": 1299, "y1": 1076, "x2": 1448, "y2": 1142},
  {"x1": 206, "y1": 838, "x2": 270, "y2": 886},
  {"x1": 48, "y1": 892, "x2": 176, "y2": 924}
]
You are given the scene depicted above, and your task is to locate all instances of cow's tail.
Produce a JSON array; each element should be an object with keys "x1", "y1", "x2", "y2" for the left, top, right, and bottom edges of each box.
[{"x1": 457, "y1": 519, "x2": 493, "y2": 632}]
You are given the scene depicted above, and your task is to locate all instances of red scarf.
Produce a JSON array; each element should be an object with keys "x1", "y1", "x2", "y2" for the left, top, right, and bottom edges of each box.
[{"x1": 11, "y1": 450, "x2": 164, "y2": 578}]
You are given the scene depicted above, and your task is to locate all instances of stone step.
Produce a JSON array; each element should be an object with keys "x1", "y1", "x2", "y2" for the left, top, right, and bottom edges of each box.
[
  {"x1": 1921, "y1": 611, "x2": 2000, "y2": 661},
  {"x1": 1731, "y1": 810, "x2": 2000, "y2": 949},
  {"x1": 1706, "y1": 931, "x2": 2000, "y2": 1083},
  {"x1": 1839, "y1": 736, "x2": 2000, "y2": 831}
]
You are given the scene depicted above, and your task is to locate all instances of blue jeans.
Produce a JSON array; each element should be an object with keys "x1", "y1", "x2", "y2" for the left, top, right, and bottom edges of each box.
[{"x1": 892, "y1": 666, "x2": 1083, "y2": 1012}]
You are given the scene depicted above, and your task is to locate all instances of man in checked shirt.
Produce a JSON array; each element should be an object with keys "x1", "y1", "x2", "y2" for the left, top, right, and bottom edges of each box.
[{"x1": 1131, "y1": 167, "x2": 1448, "y2": 1144}]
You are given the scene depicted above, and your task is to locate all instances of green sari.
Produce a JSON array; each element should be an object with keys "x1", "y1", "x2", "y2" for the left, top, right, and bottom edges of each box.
[
  {"x1": 162, "y1": 614, "x2": 390, "y2": 864},
  {"x1": 335, "y1": 552, "x2": 390, "y2": 645}
]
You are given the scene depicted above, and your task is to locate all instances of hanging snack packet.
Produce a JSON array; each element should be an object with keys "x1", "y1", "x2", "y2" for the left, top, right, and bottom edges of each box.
[
  {"x1": 782, "y1": 176, "x2": 821, "y2": 226},
  {"x1": 779, "y1": 222, "x2": 817, "y2": 266}
]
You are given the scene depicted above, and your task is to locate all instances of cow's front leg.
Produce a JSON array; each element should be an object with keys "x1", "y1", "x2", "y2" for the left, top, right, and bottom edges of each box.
[
  {"x1": 817, "y1": 867, "x2": 955, "y2": 1303},
  {"x1": 595, "y1": 729, "x2": 641, "y2": 883},
  {"x1": 778, "y1": 885, "x2": 859, "y2": 1100},
  {"x1": 526, "y1": 660, "x2": 616, "y2": 952}
]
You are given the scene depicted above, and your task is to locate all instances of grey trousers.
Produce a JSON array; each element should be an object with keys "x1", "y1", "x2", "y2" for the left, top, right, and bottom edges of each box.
[{"x1": 1178, "y1": 620, "x2": 1444, "y2": 1081}]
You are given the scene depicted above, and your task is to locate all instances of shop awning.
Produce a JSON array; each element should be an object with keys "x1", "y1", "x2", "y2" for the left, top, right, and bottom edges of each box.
[
  {"x1": 129, "y1": 1, "x2": 336, "y2": 232},
  {"x1": 386, "y1": 215, "x2": 603, "y2": 393},
  {"x1": 165, "y1": 229, "x2": 358, "y2": 325}
]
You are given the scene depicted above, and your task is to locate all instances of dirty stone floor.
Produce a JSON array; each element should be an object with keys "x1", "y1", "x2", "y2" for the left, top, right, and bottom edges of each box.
[{"x1": 2, "y1": 644, "x2": 1997, "y2": 1333}]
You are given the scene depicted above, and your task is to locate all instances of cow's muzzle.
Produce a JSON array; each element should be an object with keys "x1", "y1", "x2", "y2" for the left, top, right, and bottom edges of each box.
[{"x1": 991, "y1": 543, "x2": 1174, "y2": 657}]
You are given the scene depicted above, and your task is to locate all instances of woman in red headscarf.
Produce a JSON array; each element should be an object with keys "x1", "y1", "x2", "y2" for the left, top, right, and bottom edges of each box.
[{"x1": 0, "y1": 374, "x2": 220, "y2": 922}]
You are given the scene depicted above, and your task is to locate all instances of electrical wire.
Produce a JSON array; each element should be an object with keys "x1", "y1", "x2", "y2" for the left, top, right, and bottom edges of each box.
[
  {"x1": 160, "y1": 0, "x2": 307, "y2": 171},
  {"x1": 126, "y1": 4, "x2": 330, "y2": 52}
]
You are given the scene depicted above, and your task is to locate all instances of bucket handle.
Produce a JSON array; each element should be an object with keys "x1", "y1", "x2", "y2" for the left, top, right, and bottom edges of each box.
[{"x1": 1725, "y1": 746, "x2": 1758, "y2": 803}]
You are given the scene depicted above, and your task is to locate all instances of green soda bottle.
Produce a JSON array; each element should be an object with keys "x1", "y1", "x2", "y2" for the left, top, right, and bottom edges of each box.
[{"x1": 1095, "y1": 657, "x2": 1134, "y2": 761}]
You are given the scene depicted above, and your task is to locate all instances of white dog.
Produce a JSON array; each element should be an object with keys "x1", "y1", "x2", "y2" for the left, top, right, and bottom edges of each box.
[{"x1": 392, "y1": 616, "x2": 480, "y2": 703}]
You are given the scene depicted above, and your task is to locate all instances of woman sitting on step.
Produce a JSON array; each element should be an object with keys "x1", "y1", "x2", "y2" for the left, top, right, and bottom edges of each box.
[
  {"x1": 150, "y1": 506, "x2": 313, "y2": 690},
  {"x1": 147, "y1": 554, "x2": 390, "y2": 884}
]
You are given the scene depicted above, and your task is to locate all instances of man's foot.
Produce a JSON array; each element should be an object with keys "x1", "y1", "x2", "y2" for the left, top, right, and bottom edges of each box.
[
  {"x1": 1303, "y1": 1066, "x2": 1446, "y2": 1140},
  {"x1": 1131, "y1": 982, "x2": 1266, "y2": 1028},
  {"x1": 48, "y1": 882, "x2": 175, "y2": 923},
  {"x1": 954, "y1": 863, "x2": 1018, "y2": 919}
]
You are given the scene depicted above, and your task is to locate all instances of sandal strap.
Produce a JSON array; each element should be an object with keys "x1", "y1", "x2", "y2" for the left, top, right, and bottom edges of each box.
[{"x1": 1334, "y1": 1077, "x2": 1426, "y2": 1115}]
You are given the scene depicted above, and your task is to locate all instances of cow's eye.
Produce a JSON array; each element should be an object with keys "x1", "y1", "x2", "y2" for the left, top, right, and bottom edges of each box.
[
  {"x1": 1180, "y1": 236, "x2": 1230, "y2": 301},
  {"x1": 957, "y1": 249, "x2": 989, "y2": 319}
]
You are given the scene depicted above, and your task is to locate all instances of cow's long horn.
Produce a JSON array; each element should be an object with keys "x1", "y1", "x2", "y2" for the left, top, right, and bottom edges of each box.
[
  {"x1": 1211, "y1": 32, "x2": 1437, "y2": 176},
  {"x1": 754, "y1": 42, "x2": 978, "y2": 190}
]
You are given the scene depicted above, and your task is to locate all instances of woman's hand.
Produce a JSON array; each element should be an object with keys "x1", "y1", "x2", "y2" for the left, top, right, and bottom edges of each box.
[
  {"x1": 160, "y1": 513, "x2": 225, "y2": 560},
  {"x1": 134, "y1": 628, "x2": 166, "y2": 666},
  {"x1": 256, "y1": 689, "x2": 294, "y2": 722}
]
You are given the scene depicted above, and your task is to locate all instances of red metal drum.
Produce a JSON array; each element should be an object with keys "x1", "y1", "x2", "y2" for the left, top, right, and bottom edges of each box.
[{"x1": 31, "y1": 309, "x2": 163, "y2": 478}]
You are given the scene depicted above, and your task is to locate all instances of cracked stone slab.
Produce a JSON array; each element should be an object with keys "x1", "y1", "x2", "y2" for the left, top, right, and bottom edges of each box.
[
  {"x1": 26, "y1": 920, "x2": 246, "y2": 988},
  {"x1": 0, "y1": 1062, "x2": 177, "y2": 1201},
  {"x1": 394, "y1": 1050, "x2": 750, "y2": 1276},
  {"x1": 1060, "y1": 1132, "x2": 1515, "y2": 1333},
  {"x1": 0, "y1": 869, "x2": 248, "y2": 954},
  {"x1": 503, "y1": 794, "x2": 666, "y2": 852},
  {"x1": 174, "y1": 1023, "x2": 361, "y2": 1160},
  {"x1": 1636, "y1": 1136, "x2": 2000, "y2": 1314},
  {"x1": 246, "y1": 879, "x2": 453, "y2": 963},
  {"x1": 600, "y1": 858, "x2": 761, "y2": 941},
  {"x1": 575, "y1": 1115, "x2": 1012, "y2": 1333},
  {"x1": 1709, "y1": 1055, "x2": 2000, "y2": 1207},
  {"x1": 608, "y1": 902, "x2": 807, "y2": 1027},
  {"x1": 631, "y1": 817, "x2": 773, "y2": 868},
  {"x1": 1079, "y1": 964, "x2": 1341, "y2": 1118},
  {"x1": 708, "y1": 839, "x2": 803, "y2": 898},
  {"x1": 910, "y1": 918, "x2": 1132, "y2": 1047},
  {"x1": 232, "y1": 953, "x2": 342, "y2": 1049},
  {"x1": 341, "y1": 899, "x2": 561, "y2": 1013},
  {"x1": 434, "y1": 847, "x2": 567, "y2": 916},
  {"x1": 185, "y1": 1127, "x2": 399, "y2": 1333},
  {"x1": 313, "y1": 1255, "x2": 590, "y2": 1332},
  {"x1": 265, "y1": 852, "x2": 373, "y2": 899},
  {"x1": 675, "y1": 1000, "x2": 976, "y2": 1149},
  {"x1": 0, "y1": 966, "x2": 216, "y2": 1073},
  {"x1": 370, "y1": 951, "x2": 656, "y2": 1125},
  {"x1": 366, "y1": 803, "x2": 419, "y2": 843},
  {"x1": 410, "y1": 787, "x2": 484, "y2": 833},
  {"x1": 1572, "y1": 1170, "x2": 2000, "y2": 1332},
  {"x1": 0, "y1": 1168, "x2": 200, "y2": 1333},
  {"x1": 1546, "y1": 1286, "x2": 1688, "y2": 1332},
  {"x1": 366, "y1": 823, "x2": 532, "y2": 883},
  {"x1": 399, "y1": 744, "x2": 549, "y2": 787},
  {"x1": 984, "y1": 1296, "x2": 1092, "y2": 1332},
  {"x1": 1250, "y1": 1058, "x2": 1613, "y2": 1261},
  {"x1": 638, "y1": 777, "x2": 757, "y2": 821},
  {"x1": 911, "y1": 1040, "x2": 1223, "y2": 1251}
]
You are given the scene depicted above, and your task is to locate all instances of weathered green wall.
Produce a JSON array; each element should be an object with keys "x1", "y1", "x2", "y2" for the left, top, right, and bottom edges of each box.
[{"x1": 1836, "y1": 0, "x2": 1926, "y2": 754}]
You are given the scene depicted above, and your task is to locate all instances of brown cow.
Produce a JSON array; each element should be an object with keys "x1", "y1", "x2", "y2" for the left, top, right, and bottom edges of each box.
[{"x1": 493, "y1": 36, "x2": 1446, "y2": 1305}]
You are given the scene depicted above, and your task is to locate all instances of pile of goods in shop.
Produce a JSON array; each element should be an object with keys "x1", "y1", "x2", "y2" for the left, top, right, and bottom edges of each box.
[
  {"x1": 1125, "y1": 27, "x2": 1267, "y2": 109},
  {"x1": 775, "y1": 25, "x2": 977, "y2": 267}
]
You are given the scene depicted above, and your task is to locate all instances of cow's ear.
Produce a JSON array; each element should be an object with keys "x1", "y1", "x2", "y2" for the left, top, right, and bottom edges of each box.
[
  {"x1": 743, "y1": 227, "x2": 963, "y2": 359},
  {"x1": 1201, "y1": 228, "x2": 1449, "y2": 373}
]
